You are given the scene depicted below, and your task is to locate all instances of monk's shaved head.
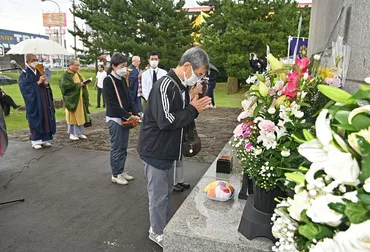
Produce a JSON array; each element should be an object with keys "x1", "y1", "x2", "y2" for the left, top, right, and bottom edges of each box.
[{"x1": 26, "y1": 54, "x2": 37, "y2": 63}]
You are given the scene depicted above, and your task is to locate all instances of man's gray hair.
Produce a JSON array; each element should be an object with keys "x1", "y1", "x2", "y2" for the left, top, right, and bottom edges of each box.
[
  {"x1": 178, "y1": 47, "x2": 210, "y2": 71},
  {"x1": 69, "y1": 58, "x2": 79, "y2": 65}
]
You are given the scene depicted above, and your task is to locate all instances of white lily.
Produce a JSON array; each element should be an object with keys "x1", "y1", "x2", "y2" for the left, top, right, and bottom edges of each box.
[
  {"x1": 348, "y1": 105, "x2": 370, "y2": 124},
  {"x1": 298, "y1": 110, "x2": 360, "y2": 186}
]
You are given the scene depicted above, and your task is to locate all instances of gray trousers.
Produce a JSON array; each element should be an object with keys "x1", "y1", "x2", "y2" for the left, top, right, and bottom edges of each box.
[
  {"x1": 109, "y1": 121, "x2": 129, "y2": 177},
  {"x1": 173, "y1": 160, "x2": 184, "y2": 185},
  {"x1": 67, "y1": 124, "x2": 84, "y2": 136},
  {"x1": 144, "y1": 162, "x2": 174, "y2": 234}
]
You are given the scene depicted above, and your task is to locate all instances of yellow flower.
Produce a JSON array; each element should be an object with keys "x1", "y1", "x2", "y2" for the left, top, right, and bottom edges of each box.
[{"x1": 320, "y1": 68, "x2": 334, "y2": 79}]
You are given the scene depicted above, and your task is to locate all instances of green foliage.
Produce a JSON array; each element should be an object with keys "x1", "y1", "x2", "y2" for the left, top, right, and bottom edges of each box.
[
  {"x1": 71, "y1": 0, "x2": 195, "y2": 70},
  {"x1": 199, "y1": 0, "x2": 311, "y2": 81},
  {"x1": 344, "y1": 202, "x2": 370, "y2": 224},
  {"x1": 298, "y1": 222, "x2": 334, "y2": 240}
]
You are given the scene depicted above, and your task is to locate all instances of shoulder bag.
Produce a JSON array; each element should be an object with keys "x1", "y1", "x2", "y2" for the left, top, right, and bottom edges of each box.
[
  {"x1": 108, "y1": 75, "x2": 139, "y2": 129},
  {"x1": 166, "y1": 75, "x2": 202, "y2": 157}
]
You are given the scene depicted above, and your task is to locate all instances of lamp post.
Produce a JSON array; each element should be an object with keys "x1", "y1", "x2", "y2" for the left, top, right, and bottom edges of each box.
[
  {"x1": 41, "y1": 0, "x2": 64, "y2": 68},
  {"x1": 41, "y1": 0, "x2": 63, "y2": 46}
]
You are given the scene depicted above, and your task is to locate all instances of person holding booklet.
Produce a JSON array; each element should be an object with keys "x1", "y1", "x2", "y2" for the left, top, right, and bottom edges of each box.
[
  {"x1": 59, "y1": 58, "x2": 91, "y2": 141},
  {"x1": 19, "y1": 54, "x2": 56, "y2": 149},
  {"x1": 103, "y1": 53, "x2": 139, "y2": 185}
]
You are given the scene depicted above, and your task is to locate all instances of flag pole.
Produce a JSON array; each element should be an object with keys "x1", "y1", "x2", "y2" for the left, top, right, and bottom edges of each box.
[{"x1": 293, "y1": 15, "x2": 303, "y2": 62}]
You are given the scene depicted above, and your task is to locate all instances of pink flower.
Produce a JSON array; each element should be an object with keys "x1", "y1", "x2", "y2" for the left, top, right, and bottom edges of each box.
[
  {"x1": 233, "y1": 123, "x2": 243, "y2": 137},
  {"x1": 283, "y1": 71, "x2": 300, "y2": 98},
  {"x1": 245, "y1": 143, "x2": 253, "y2": 151},
  {"x1": 242, "y1": 128, "x2": 252, "y2": 139},
  {"x1": 258, "y1": 120, "x2": 276, "y2": 133},
  {"x1": 295, "y1": 58, "x2": 310, "y2": 73},
  {"x1": 274, "y1": 80, "x2": 285, "y2": 96},
  {"x1": 324, "y1": 77, "x2": 342, "y2": 88},
  {"x1": 268, "y1": 88, "x2": 276, "y2": 96},
  {"x1": 237, "y1": 111, "x2": 251, "y2": 122},
  {"x1": 238, "y1": 97, "x2": 257, "y2": 121},
  {"x1": 241, "y1": 123, "x2": 249, "y2": 131}
]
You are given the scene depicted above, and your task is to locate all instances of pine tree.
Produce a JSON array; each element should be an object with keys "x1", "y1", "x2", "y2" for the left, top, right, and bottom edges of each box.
[
  {"x1": 71, "y1": 0, "x2": 195, "y2": 70},
  {"x1": 199, "y1": 0, "x2": 311, "y2": 81}
]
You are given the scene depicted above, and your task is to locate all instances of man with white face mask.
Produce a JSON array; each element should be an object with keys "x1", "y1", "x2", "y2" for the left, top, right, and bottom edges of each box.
[
  {"x1": 141, "y1": 51, "x2": 167, "y2": 108},
  {"x1": 138, "y1": 46, "x2": 212, "y2": 248},
  {"x1": 19, "y1": 54, "x2": 56, "y2": 149}
]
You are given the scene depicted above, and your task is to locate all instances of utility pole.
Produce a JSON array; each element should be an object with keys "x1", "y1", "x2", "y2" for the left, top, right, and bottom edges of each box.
[{"x1": 73, "y1": 0, "x2": 77, "y2": 57}]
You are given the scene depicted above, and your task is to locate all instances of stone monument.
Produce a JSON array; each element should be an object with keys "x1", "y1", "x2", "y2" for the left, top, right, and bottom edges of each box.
[{"x1": 308, "y1": 0, "x2": 370, "y2": 93}]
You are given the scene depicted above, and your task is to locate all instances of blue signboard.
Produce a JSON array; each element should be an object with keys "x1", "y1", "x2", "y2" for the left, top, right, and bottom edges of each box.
[{"x1": 0, "y1": 29, "x2": 49, "y2": 48}]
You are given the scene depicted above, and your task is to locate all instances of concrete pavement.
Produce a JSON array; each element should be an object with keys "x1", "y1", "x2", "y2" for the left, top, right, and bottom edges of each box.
[{"x1": 0, "y1": 141, "x2": 209, "y2": 252}]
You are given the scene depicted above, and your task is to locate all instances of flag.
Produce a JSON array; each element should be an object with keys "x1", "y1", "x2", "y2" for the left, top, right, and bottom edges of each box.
[{"x1": 289, "y1": 37, "x2": 309, "y2": 59}]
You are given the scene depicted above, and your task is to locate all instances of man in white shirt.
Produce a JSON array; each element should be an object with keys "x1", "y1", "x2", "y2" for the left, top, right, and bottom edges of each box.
[
  {"x1": 94, "y1": 65, "x2": 107, "y2": 108},
  {"x1": 141, "y1": 51, "x2": 167, "y2": 107}
]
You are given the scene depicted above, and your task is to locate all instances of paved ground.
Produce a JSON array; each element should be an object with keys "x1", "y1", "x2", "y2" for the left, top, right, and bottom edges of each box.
[
  {"x1": 1, "y1": 107, "x2": 241, "y2": 252},
  {"x1": 0, "y1": 141, "x2": 209, "y2": 252}
]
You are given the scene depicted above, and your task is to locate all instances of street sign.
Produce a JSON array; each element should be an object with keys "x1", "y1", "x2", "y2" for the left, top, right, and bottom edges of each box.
[
  {"x1": 42, "y1": 13, "x2": 67, "y2": 27},
  {"x1": 45, "y1": 28, "x2": 66, "y2": 35}
]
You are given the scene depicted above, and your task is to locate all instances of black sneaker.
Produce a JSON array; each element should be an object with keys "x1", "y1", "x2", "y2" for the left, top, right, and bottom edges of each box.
[
  {"x1": 178, "y1": 182, "x2": 190, "y2": 189},
  {"x1": 173, "y1": 184, "x2": 184, "y2": 192},
  {"x1": 95, "y1": 106, "x2": 100, "y2": 108}
]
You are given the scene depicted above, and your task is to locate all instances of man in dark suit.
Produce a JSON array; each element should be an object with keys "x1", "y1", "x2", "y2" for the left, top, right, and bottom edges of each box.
[
  {"x1": 0, "y1": 88, "x2": 20, "y2": 116},
  {"x1": 128, "y1": 56, "x2": 142, "y2": 114}
]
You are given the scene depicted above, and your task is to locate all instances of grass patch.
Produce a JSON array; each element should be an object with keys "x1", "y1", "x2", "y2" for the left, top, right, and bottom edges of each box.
[
  {"x1": 1, "y1": 73, "x2": 244, "y2": 132},
  {"x1": 213, "y1": 82, "x2": 244, "y2": 108},
  {"x1": 2, "y1": 69, "x2": 103, "y2": 132}
]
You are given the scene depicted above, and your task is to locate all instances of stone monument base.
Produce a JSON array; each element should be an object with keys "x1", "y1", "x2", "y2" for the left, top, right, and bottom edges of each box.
[{"x1": 163, "y1": 139, "x2": 273, "y2": 252}]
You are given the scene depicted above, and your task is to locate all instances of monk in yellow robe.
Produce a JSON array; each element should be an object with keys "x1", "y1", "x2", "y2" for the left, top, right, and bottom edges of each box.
[{"x1": 59, "y1": 58, "x2": 91, "y2": 140}]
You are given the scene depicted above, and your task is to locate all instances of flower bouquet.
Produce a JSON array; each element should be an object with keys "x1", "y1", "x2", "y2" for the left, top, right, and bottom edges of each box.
[
  {"x1": 271, "y1": 83, "x2": 370, "y2": 251},
  {"x1": 233, "y1": 54, "x2": 336, "y2": 192}
]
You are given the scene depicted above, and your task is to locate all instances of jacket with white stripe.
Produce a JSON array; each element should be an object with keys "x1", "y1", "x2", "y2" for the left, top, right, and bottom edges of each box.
[{"x1": 138, "y1": 69, "x2": 199, "y2": 161}]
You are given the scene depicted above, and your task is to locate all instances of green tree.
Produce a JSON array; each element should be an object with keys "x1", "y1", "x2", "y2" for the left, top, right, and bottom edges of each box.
[
  {"x1": 199, "y1": 0, "x2": 311, "y2": 81},
  {"x1": 71, "y1": 0, "x2": 195, "y2": 70},
  {"x1": 198, "y1": 0, "x2": 228, "y2": 80}
]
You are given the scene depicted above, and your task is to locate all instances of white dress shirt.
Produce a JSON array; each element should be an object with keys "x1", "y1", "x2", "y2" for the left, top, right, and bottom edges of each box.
[{"x1": 141, "y1": 67, "x2": 167, "y2": 101}]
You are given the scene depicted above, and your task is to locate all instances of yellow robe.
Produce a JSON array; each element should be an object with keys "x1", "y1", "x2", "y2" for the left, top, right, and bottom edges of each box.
[{"x1": 65, "y1": 72, "x2": 87, "y2": 126}]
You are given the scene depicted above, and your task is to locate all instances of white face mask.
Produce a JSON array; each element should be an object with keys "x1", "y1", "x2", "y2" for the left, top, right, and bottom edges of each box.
[
  {"x1": 183, "y1": 66, "x2": 199, "y2": 87},
  {"x1": 116, "y1": 67, "x2": 127, "y2": 76},
  {"x1": 30, "y1": 61, "x2": 39, "y2": 68},
  {"x1": 150, "y1": 60, "x2": 159, "y2": 68}
]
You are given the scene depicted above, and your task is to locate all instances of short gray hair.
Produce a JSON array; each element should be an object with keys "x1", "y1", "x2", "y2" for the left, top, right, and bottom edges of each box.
[
  {"x1": 178, "y1": 47, "x2": 209, "y2": 71},
  {"x1": 69, "y1": 58, "x2": 79, "y2": 65}
]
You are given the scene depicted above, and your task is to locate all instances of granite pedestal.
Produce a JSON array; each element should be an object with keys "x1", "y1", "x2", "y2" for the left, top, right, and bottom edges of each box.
[{"x1": 163, "y1": 139, "x2": 273, "y2": 252}]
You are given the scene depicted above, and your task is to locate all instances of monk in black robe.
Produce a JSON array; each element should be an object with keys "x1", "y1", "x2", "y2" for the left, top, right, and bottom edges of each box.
[{"x1": 19, "y1": 54, "x2": 56, "y2": 150}]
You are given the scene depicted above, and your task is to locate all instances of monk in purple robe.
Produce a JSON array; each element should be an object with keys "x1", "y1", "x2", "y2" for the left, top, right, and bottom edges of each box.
[{"x1": 19, "y1": 54, "x2": 56, "y2": 150}]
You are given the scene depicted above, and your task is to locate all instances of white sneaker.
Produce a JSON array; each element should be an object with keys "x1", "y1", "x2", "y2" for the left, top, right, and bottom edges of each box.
[
  {"x1": 77, "y1": 135, "x2": 87, "y2": 139},
  {"x1": 120, "y1": 172, "x2": 134, "y2": 181},
  {"x1": 69, "y1": 134, "x2": 79, "y2": 141},
  {"x1": 42, "y1": 142, "x2": 52, "y2": 148},
  {"x1": 149, "y1": 227, "x2": 163, "y2": 248},
  {"x1": 32, "y1": 144, "x2": 43, "y2": 150},
  {"x1": 111, "y1": 175, "x2": 129, "y2": 185}
]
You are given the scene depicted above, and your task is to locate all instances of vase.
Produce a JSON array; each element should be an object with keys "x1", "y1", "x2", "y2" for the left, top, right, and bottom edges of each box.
[
  {"x1": 238, "y1": 185, "x2": 284, "y2": 241},
  {"x1": 253, "y1": 185, "x2": 283, "y2": 214},
  {"x1": 238, "y1": 172, "x2": 254, "y2": 200}
]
